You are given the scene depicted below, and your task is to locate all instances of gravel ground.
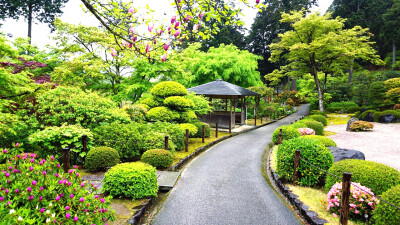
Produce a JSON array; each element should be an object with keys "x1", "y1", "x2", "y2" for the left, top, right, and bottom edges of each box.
[{"x1": 325, "y1": 123, "x2": 400, "y2": 171}]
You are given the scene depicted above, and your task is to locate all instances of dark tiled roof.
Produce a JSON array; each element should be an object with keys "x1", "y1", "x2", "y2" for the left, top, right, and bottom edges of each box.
[{"x1": 187, "y1": 79, "x2": 260, "y2": 96}]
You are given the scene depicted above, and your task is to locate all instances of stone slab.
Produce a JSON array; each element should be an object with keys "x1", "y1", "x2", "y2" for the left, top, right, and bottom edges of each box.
[{"x1": 157, "y1": 171, "x2": 180, "y2": 191}]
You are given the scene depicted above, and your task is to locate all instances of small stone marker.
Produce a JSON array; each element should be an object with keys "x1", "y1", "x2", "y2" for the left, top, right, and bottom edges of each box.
[{"x1": 157, "y1": 171, "x2": 180, "y2": 191}]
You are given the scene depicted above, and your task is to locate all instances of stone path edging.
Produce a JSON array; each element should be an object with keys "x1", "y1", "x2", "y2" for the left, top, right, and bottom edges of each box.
[
  {"x1": 266, "y1": 145, "x2": 328, "y2": 225},
  {"x1": 169, "y1": 114, "x2": 292, "y2": 172}
]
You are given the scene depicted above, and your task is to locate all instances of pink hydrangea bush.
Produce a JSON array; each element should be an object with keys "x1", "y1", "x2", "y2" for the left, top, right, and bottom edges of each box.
[
  {"x1": 0, "y1": 148, "x2": 115, "y2": 224},
  {"x1": 327, "y1": 182, "x2": 379, "y2": 220},
  {"x1": 298, "y1": 128, "x2": 315, "y2": 136}
]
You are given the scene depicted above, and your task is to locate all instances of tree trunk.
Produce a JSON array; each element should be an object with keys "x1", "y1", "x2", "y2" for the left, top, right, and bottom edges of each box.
[
  {"x1": 312, "y1": 65, "x2": 324, "y2": 112},
  {"x1": 393, "y1": 43, "x2": 396, "y2": 69},
  {"x1": 28, "y1": 3, "x2": 33, "y2": 44},
  {"x1": 291, "y1": 78, "x2": 297, "y2": 91},
  {"x1": 348, "y1": 63, "x2": 353, "y2": 84}
]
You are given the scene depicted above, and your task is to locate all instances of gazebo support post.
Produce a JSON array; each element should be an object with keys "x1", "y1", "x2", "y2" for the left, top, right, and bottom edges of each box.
[
  {"x1": 254, "y1": 96, "x2": 258, "y2": 126},
  {"x1": 229, "y1": 98, "x2": 233, "y2": 134}
]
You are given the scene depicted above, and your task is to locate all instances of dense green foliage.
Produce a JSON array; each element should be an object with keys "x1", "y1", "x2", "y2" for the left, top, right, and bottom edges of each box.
[
  {"x1": 147, "y1": 107, "x2": 180, "y2": 122},
  {"x1": 28, "y1": 124, "x2": 94, "y2": 160},
  {"x1": 164, "y1": 96, "x2": 194, "y2": 110},
  {"x1": 35, "y1": 86, "x2": 130, "y2": 129},
  {"x1": 191, "y1": 122, "x2": 211, "y2": 138},
  {"x1": 290, "y1": 121, "x2": 307, "y2": 129},
  {"x1": 372, "y1": 184, "x2": 400, "y2": 224},
  {"x1": 179, "y1": 123, "x2": 198, "y2": 137},
  {"x1": 308, "y1": 115, "x2": 327, "y2": 126},
  {"x1": 325, "y1": 159, "x2": 400, "y2": 195},
  {"x1": 298, "y1": 135, "x2": 337, "y2": 147},
  {"x1": 277, "y1": 137, "x2": 334, "y2": 186},
  {"x1": 150, "y1": 81, "x2": 188, "y2": 98},
  {"x1": 103, "y1": 162, "x2": 158, "y2": 199},
  {"x1": 185, "y1": 93, "x2": 212, "y2": 115},
  {"x1": 141, "y1": 149, "x2": 173, "y2": 169},
  {"x1": 272, "y1": 125, "x2": 301, "y2": 144},
  {"x1": 85, "y1": 146, "x2": 120, "y2": 171},
  {"x1": 303, "y1": 120, "x2": 324, "y2": 135}
]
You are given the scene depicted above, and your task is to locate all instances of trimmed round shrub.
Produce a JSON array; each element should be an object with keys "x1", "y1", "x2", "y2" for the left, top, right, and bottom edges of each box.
[
  {"x1": 164, "y1": 96, "x2": 194, "y2": 110},
  {"x1": 272, "y1": 125, "x2": 301, "y2": 144},
  {"x1": 191, "y1": 122, "x2": 211, "y2": 138},
  {"x1": 147, "y1": 107, "x2": 180, "y2": 122},
  {"x1": 141, "y1": 149, "x2": 173, "y2": 169},
  {"x1": 286, "y1": 98, "x2": 295, "y2": 107},
  {"x1": 179, "y1": 123, "x2": 198, "y2": 137},
  {"x1": 139, "y1": 96, "x2": 162, "y2": 108},
  {"x1": 180, "y1": 110, "x2": 197, "y2": 122},
  {"x1": 324, "y1": 159, "x2": 400, "y2": 195},
  {"x1": 277, "y1": 137, "x2": 334, "y2": 186},
  {"x1": 103, "y1": 162, "x2": 158, "y2": 199},
  {"x1": 298, "y1": 135, "x2": 337, "y2": 147},
  {"x1": 347, "y1": 106, "x2": 362, "y2": 113},
  {"x1": 290, "y1": 121, "x2": 307, "y2": 129},
  {"x1": 150, "y1": 81, "x2": 188, "y2": 98},
  {"x1": 85, "y1": 146, "x2": 120, "y2": 171},
  {"x1": 309, "y1": 115, "x2": 327, "y2": 126},
  {"x1": 303, "y1": 120, "x2": 324, "y2": 135},
  {"x1": 372, "y1": 184, "x2": 400, "y2": 224}
]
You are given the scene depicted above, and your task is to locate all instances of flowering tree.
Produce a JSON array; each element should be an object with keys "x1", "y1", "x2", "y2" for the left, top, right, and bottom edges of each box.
[{"x1": 80, "y1": 0, "x2": 266, "y2": 62}]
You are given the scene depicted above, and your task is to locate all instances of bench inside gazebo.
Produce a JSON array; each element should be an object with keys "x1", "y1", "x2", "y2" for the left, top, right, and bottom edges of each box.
[{"x1": 187, "y1": 79, "x2": 260, "y2": 132}]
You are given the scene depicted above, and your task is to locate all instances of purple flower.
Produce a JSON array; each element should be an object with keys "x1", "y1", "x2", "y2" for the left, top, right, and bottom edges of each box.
[
  {"x1": 80, "y1": 197, "x2": 85, "y2": 202},
  {"x1": 15, "y1": 189, "x2": 19, "y2": 193},
  {"x1": 55, "y1": 173, "x2": 59, "y2": 177},
  {"x1": 40, "y1": 187, "x2": 44, "y2": 191},
  {"x1": 27, "y1": 187, "x2": 31, "y2": 192},
  {"x1": 256, "y1": 0, "x2": 260, "y2": 3},
  {"x1": 5, "y1": 172, "x2": 9, "y2": 178},
  {"x1": 7, "y1": 201, "x2": 11, "y2": 206},
  {"x1": 193, "y1": 24, "x2": 200, "y2": 32},
  {"x1": 132, "y1": 36, "x2": 138, "y2": 42},
  {"x1": 81, "y1": 182, "x2": 85, "y2": 187},
  {"x1": 5, "y1": 189, "x2": 9, "y2": 194},
  {"x1": 28, "y1": 195, "x2": 34, "y2": 201},
  {"x1": 59, "y1": 180, "x2": 63, "y2": 184},
  {"x1": 39, "y1": 196, "x2": 43, "y2": 201},
  {"x1": 30, "y1": 158, "x2": 35, "y2": 163},
  {"x1": 55, "y1": 196, "x2": 60, "y2": 201},
  {"x1": 57, "y1": 164, "x2": 60, "y2": 168},
  {"x1": 40, "y1": 208, "x2": 45, "y2": 213},
  {"x1": 60, "y1": 193, "x2": 64, "y2": 198},
  {"x1": 70, "y1": 194, "x2": 74, "y2": 198},
  {"x1": 128, "y1": 8, "x2": 134, "y2": 14},
  {"x1": 100, "y1": 198, "x2": 105, "y2": 203},
  {"x1": 74, "y1": 216, "x2": 78, "y2": 222},
  {"x1": 32, "y1": 180, "x2": 37, "y2": 186},
  {"x1": 94, "y1": 185, "x2": 98, "y2": 189},
  {"x1": 171, "y1": 15, "x2": 176, "y2": 24},
  {"x1": 164, "y1": 41, "x2": 170, "y2": 51},
  {"x1": 67, "y1": 182, "x2": 71, "y2": 186},
  {"x1": 50, "y1": 156, "x2": 54, "y2": 160},
  {"x1": 175, "y1": 21, "x2": 180, "y2": 29},
  {"x1": 65, "y1": 213, "x2": 70, "y2": 219},
  {"x1": 15, "y1": 143, "x2": 20, "y2": 148},
  {"x1": 65, "y1": 206, "x2": 70, "y2": 210},
  {"x1": 174, "y1": 30, "x2": 180, "y2": 37},
  {"x1": 95, "y1": 195, "x2": 99, "y2": 199},
  {"x1": 148, "y1": 23, "x2": 154, "y2": 32},
  {"x1": 199, "y1": 13, "x2": 204, "y2": 20},
  {"x1": 76, "y1": 173, "x2": 79, "y2": 177},
  {"x1": 29, "y1": 167, "x2": 33, "y2": 171},
  {"x1": 161, "y1": 54, "x2": 167, "y2": 62},
  {"x1": 3, "y1": 149, "x2": 8, "y2": 153},
  {"x1": 8, "y1": 166, "x2": 12, "y2": 170},
  {"x1": 0, "y1": 197, "x2": 4, "y2": 201},
  {"x1": 145, "y1": 43, "x2": 151, "y2": 53},
  {"x1": 68, "y1": 170, "x2": 73, "y2": 174},
  {"x1": 111, "y1": 48, "x2": 117, "y2": 57}
]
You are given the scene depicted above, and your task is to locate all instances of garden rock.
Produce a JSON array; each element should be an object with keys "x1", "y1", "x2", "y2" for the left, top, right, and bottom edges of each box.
[
  {"x1": 378, "y1": 114, "x2": 396, "y2": 123},
  {"x1": 363, "y1": 112, "x2": 374, "y2": 122},
  {"x1": 346, "y1": 117, "x2": 359, "y2": 131},
  {"x1": 328, "y1": 147, "x2": 365, "y2": 162}
]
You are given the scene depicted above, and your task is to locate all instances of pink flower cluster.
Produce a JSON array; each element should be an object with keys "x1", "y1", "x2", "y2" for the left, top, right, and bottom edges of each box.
[
  {"x1": 327, "y1": 182, "x2": 379, "y2": 220},
  {"x1": 298, "y1": 128, "x2": 315, "y2": 136}
]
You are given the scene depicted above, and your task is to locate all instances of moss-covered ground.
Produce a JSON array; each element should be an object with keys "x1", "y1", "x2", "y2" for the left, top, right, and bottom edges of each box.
[
  {"x1": 110, "y1": 198, "x2": 146, "y2": 224},
  {"x1": 326, "y1": 113, "x2": 355, "y2": 125}
]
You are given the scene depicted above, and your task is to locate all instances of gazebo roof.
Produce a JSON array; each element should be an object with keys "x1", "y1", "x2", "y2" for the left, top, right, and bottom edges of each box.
[{"x1": 187, "y1": 79, "x2": 260, "y2": 98}]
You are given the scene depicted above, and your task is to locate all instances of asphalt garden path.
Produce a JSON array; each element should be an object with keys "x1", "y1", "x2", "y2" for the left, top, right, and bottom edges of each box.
[{"x1": 152, "y1": 105, "x2": 309, "y2": 225}]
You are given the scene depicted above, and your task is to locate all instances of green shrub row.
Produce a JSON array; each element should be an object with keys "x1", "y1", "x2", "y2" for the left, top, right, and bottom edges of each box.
[
  {"x1": 141, "y1": 149, "x2": 173, "y2": 169},
  {"x1": 298, "y1": 135, "x2": 336, "y2": 147},
  {"x1": 85, "y1": 146, "x2": 120, "y2": 172}
]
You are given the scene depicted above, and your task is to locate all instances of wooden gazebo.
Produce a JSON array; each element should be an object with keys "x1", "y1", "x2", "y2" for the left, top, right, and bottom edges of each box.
[{"x1": 188, "y1": 79, "x2": 260, "y2": 132}]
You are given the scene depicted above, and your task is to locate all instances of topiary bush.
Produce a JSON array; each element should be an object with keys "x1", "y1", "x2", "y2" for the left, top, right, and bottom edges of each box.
[
  {"x1": 139, "y1": 122, "x2": 185, "y2": 151},
  {"x1": 85, "y1": 146, "x2": 120, "y2": 171},
  {"x1": 272, "y1": 125, "x2": 301, "y2": 144},
  {"x1": 277, "y1": 137, "x2": 334, "y2": 186},
  {"x1": 324, "y1": 159, "x2": 400, "y2": 195},
  {"x1": 147, "y1": 107, "x2": 180, "y2": 122},
  {"x1": 290, "y1": 121, "x2": 307, "y2": 129},
  {"x1": 163, "y1": 96, "x2": 194, "y2": 111},
  {"x1": 150, "y1": 81, "x2": 188, "y2": 98},
  {"x1": 103, "y1": 162, "x2": 158, "y2": 199},
  {"x1": 303, "y1": 120, "x2": 324, "y2": 135},
  {"x1": 0, "y1": 151, "x2": 114, "y2": 224},
  {"x1": 384, "y1": 77, "x2": 400, "y2": 90},
  {"x1": 141, "y1": 149, "x2": 173, "y2": 169},
  {"x1": 309, "y1": 115, "x2": 327, "y2": 126},
  {"x1": 93, "y1": 122, "x2": 143, "y2": 162},
  {"x1": 298, "y1": 135, "x2": 337, "y2": 147},
  {"x1": 139, "y1": 96, "x2": 162, "y2": 108},
  {"x1": 349, "y1": 120, "x2": 374, "y2": 132},
  {"x1": 179, "y1": 110, "x2": 197, "y2": 123},
  {"x1": 372, "y1": 184, "x2": 400, "y2": 225},
  {"x1": 191, "y1": 122, "x2": 211, "y2": 138},
  {"x1": 179, "y1": 123, "x2": 198, "y2": 137}
]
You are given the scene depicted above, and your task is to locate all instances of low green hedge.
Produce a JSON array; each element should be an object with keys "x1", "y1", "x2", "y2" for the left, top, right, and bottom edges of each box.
[
  {"x1": 360, "y1": 110, "x2": 377, "y2": 120},
  {"x1": 325, "y1": 159, "x2": 400, "y2": 195},
  {"x1": 372, "y1": 184, "x2": 400, "y2": 224},
  {"x1": 150, "y1": 81, "x2": 188, "y2": 98},
  {"x1": 290, "y1": 121, "x2": 307, "y2": 129},
  {"x1": 347, "y1": 106, "x2": 362, "y2": 113},
  {"x1": 303, "y1": 120, "x2": 324, "y2": 135},
  {"x1": 309, "y1": 115, "x2": 327, "y2": 126},
  {"x1": 147, "y1": 107, "x2": 180, "y2": 122},
  {"x1": 141, "y1": 149, "x2": 173, "y2": 169},
  {"x1": 191, "y1": 122, "x2": 211, "y2": 138},
  {"x1": 272, "y1": 125, "x2": 301, "y2": 144},
  {"x1": 163, "y1": 96, "x2": 194, "y2": 111},
  {"x1": 179, "y1": 123, "x2": 198, "y2": 137},
  {"x1": 103, "y1": 162, "x2": 158, "y2": 199},
  {"x1": 298, "y1": 135, "x2": 337, "y2": 147},
  {"x1": 373, "y1": 110, "x2": 400, "y2": 122},
  {"x1": 277, "y1": 137, "x2": 334, "y2": 186},
  {"x1": 85, "y1": 146, "x2": 120, "y2": 171}
]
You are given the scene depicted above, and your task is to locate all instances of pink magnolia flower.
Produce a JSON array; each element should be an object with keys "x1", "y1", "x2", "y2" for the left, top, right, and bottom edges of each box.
[
  {"x1": 174, "y1": 21, "x2": 180, "y2": 29},
  {"x1": 171, "y1": 15, "x2": 176, "y2": 24},
  {"x1": 256, "y1": 0, "x2": 260, "y2": 3},
  {"x1": 129, "y1": 27, "x2": 135, "y2": 34},
  {"x1": 111, "y1": 48, "x2": 117, "y2": 57},
  {"x1": 184, "y1": 15, "x2": 193, "y2": 22},
  {"x1": 128, "y1": 8, "x2": 134, "y2": 14},
  {"x1": 174, "y1": 30, "x2": 180, "y2": 37},
  {"x1": 193, "y1": 24, "x2": 200, "y2": 32},
  {"x1": 161, "y1": 54, "x2": 167, "y2": 62},
  {"x1": 148, "y1": 24, "x2": 154, "y2": 32},
  {"x1": 158, "y1": 29, "x2": 164, "y2": 35},
  {"x1": 132, "y1": 36, "x2": 138, "y2": 42},
  {"x1": 164, "y1": 42, "x2": 170, "y2": 51},
  {"x1": 145, "y1": 43, "x2": 151, "y2": 53},
  {"x1": 199, "y1": 13, "x2": 204, "y2": 20}
]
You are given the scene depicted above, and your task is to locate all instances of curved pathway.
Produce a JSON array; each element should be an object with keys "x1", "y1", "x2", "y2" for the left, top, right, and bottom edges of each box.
[{"x1": 152, "y1": 105, "x2": 309, "y2": 225}]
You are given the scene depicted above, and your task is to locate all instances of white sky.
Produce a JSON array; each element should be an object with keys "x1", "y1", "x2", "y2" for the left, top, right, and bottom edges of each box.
[{"x1": 0, "y1": 0, "x2": 333, "y2": 49}]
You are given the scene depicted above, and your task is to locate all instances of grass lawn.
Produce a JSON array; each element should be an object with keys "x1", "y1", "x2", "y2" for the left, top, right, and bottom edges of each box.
[
  {"x1": 110, "y1": 198, "x2": 146, "y2": 225},
  {"x1": 172, "y1": 129, "x2": 230, "y2": 165},
  {"x1": 245, "y1": 117, "x2": 273, "y2": 126},
  {"x1": 326, "y1": 113, "x2": 355, "y2": 125}
]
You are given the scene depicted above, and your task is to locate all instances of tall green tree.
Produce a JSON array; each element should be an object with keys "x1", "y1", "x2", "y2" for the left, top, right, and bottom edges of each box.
[
  {"x1": 246, "y1": 0, "x2": 316, "y2": 81},
  {"x1": 383, "y1": 0, "x2": 400, "y2": 68},
  {"x1": 267, "y1": 11, "x2": 383, "y2": 112},
  {"x1": 0, "y1": 0, "x2": 69, "y2": 43},
  {"x1": 328, "y1": 0, "x2": 394, "y2": 57}
]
